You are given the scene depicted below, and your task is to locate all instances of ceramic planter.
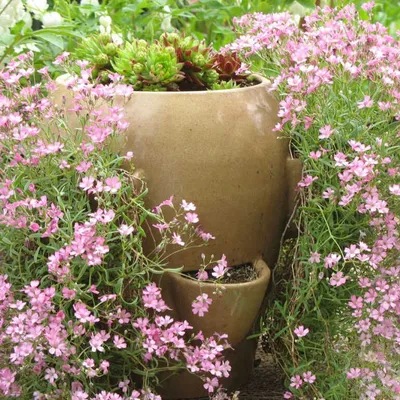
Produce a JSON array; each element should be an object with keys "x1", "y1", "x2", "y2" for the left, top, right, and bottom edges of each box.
[
  {"x1": 112, "y1": 76, "x2": 298, "y2": 270},
  {"x1": 157, "y1": 258, "x2": 271, "y2": 399},
  {"x1": 56, "y1": 75, "x2": 301, "y2": 271}
]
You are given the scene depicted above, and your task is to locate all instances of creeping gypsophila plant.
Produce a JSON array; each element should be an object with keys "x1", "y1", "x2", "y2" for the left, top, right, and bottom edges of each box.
[
  {"x1": 227, "y1": 4, "x2": 400, "y2": 399},
  {"x1": 0, "y1": 52, "x2": 237, "y2": 399}
]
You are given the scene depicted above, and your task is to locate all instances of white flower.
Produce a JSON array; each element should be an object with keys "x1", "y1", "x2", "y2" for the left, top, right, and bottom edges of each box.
[
  {"x1": 0, "y1": 0, "x2": 27, "y2": 31},
  {"x1": 99, "y1": 15, "x2": 112, "y2": 34},
  {"x1": 79, "y1": 0, "x2": 99, "y2": 15},
  {"x1": 111, "y1": 32, "x2": 123, "y2": 46},
  {"x1": 99, "y1": 15, "x2": 112, "y2": 27},
  {"x1": 80, "y1": 0, "x2": 99, "y2": 5},
  {"x1": 42, "y1": 11, "x2": 63, "y2": 28},
  {"x1": 25, "y1": 0, "x2": 48, "y2": 17}
]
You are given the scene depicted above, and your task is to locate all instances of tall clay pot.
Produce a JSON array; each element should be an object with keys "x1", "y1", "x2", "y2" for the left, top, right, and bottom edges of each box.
[
  {"x1": 112, "y1": 75, "x2": 299, "y2": 271},
  {"x1": 56, "y1": 75, "x2": 301, "y2": 270},
  {"x1": 157, "y1": 258, "x2": 271, "y2": 399}
]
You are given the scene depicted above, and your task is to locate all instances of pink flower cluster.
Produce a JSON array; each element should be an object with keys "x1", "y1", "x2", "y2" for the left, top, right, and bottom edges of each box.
[{"x1": 135, "y1": 284, "x2": 231, "y2": 393}]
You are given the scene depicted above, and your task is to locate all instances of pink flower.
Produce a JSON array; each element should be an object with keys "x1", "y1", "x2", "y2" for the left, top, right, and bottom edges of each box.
[
  {"x1": 153, "y1": 223, "x2": 169, "y2": 232},
  {"x1": 75, "y1": 161, "x2": 92, "y2": 173},
  {"x1": 113, "y1": 335, "x2": 127, "y2": 349},
  {"x1": 324, "y1": 253, "x2": 341, "y2": 268},
  {"x1": 197, "y1": 270, "x2": 208, "y2": 281},
  {"x1": 59, "y1": 160, "x2": 70, "y2": 169},
  {"x1": 309, "y1": 150, "x2": 322, "y2": 160},
  {"x1": 303, "y1": 371, "x2": 316, "y2": 384},
  {"x1": 203, "y1": 377, "x2": 219, "y2": 393},
  {"x1": 44, "y1": 368, "x2": 58, "y2": 385},
  {"x1": 62, "y1": 287, "x2": 76, "y2": 299},
  {"x1": 99, "y1": 294, "x2": 117, "y2": 302},
  {"x1": 294, "y1": 325, "x2": 309, "y2": 338},
  {"x1": 298, "y1": 175, "x2": 318, "y2": 187},
  {"x1": 89, "y1": 331, "x2": 110, "y2": 352},
  {"x1": 119, "y1": 379, "x2": 130, "y2": 393},
  {"x1": 361, "y1": 1, "x2": 375, "y2": 12},
  {"x1": 181, "y1": 199, "x2": 196, "y2": 211},
  {"x1": 73, "y1": 302, "x2": 92, "y2": 323},
  {"x1": 104, "y1": 177, "x2": 121, "y2": 194},
  {"x1": 125, "y1": 151, "x2": 134, "y2": 159},
  {"x1": 329, "y1": 271, "x2": 349, "y2": 287},
  {"x1": 185, "y1": 212, "x2": 199, "y2": 224},
  {"x1": 79, "y1": 176, "x2": 95, "y2": 191},
  {"x1": 172, "y1": 232, "x2": 184, "y2": 246},
  {"x1": 29, "y1": 222, "x2": 40, "y2": 232},
  {"x1": 290, "y1": 375, "x2": 303, "y2": 389},
  {"x1": 283, "y1": 392, "x2": 293, "y2": 399},
  {"x1": 100, "y1": 360, "x2": 110, "y2": 374},
  {"x1": 322, "y1": 188, "x2": 335, "y2": 199},
  {"x1": 346, "y1": 368, "x2": 361, "y2": 379},
  {"x1": 155, "y1": 196, "x2": 174, "y2": 213},
  {"x1": 192, "y1": 293, "x2": 213, "y2": 317},
  {"x1": 308, "y1": 252, "x2": 320, "y2": 263},
  {"x1": 344, "y1": 245, "x2": 360, "y2": 259},
  {"x1": 389, "y1": 184, "x2": 400, "y2": 195},
  {"x1": 358, "y1": 95, "x2": 374, "y2": 109},
  {"x1": 117, "y1": 224, "x2": 134, "y2": 236},
  {"x1": 318, "y1": 125, "x2": 334, "y2": 139},
  {"x1": 212, "y1": 255, "x2": 228, "y2": 278}
]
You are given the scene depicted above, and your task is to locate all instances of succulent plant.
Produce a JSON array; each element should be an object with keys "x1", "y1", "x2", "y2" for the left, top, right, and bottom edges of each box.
[
  {"x1": 74, "y1": 34, "x2": 121, "y2": 82},
  {"x1": 112, "y1": 41, "x2": 184, "y2": 90},
  {"x1": 212, "y1": 52, "x2": 247, "y2": 83},
  {"x1": 160, "y1": 33, "x2": 214, "y2": 89},
  {"x1": 72, "y1": 32, "x2": 252, "y2": 91},
  {"x1": 211, "y1": 80, "x2": 239, "y2": 90}
]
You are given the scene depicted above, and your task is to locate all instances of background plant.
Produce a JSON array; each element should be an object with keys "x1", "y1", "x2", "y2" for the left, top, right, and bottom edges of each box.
[
  {"x1": 0, "y1": 0, "x2": 326, "y2": 70},
  {"x1": 227, "y1": 4, "x2": 400, "y2": 399}
]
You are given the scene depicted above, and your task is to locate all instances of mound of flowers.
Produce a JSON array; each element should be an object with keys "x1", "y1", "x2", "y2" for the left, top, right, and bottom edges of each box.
[
  {"x1": 0, "y1": 53, "x2": 234, "y2": 399},
  {"x1": 227, "y1": 3, "x2": 400, "y2": 399}
]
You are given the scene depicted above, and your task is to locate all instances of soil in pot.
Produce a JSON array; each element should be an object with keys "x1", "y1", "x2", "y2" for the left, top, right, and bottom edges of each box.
[{"x1": 184, "y1": 262, "x2": 259, "y2": 284}]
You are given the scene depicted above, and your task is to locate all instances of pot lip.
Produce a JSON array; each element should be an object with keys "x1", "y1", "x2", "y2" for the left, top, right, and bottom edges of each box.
[
  {"x1": 56, "y1": 74, "x2": 270, "y2": 95},
  {"x1": 168, "y1": 257, "x2": 270, "y2": 288}
]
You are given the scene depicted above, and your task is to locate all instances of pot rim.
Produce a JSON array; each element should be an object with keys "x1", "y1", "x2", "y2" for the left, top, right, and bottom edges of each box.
[
  {"x1": 167, "y1": 257, "x2": 270, "y2": 288},
  {"x1": 56, "y1": 74, "x2": 270, "y2": 95}
]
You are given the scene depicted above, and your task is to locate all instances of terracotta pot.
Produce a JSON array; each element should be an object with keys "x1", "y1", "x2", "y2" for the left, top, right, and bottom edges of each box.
[
  {"x1": 55, "y1": 75, "x2": 300, "y2": 271},
  {"x1": 157, "y1": 258, "x2": 270, "y2": 399}
]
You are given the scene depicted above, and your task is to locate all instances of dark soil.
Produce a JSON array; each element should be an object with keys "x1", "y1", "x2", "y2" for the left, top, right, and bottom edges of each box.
[
  {"x1": 221, "y1": 263, "x2": 258, "y2": 284},
  {"x1": 237, "y1": 349, "x2": 285, "y2": 399},
  {"x1": 169, "y1": 78, "x2": 260, "y2": 92}
]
